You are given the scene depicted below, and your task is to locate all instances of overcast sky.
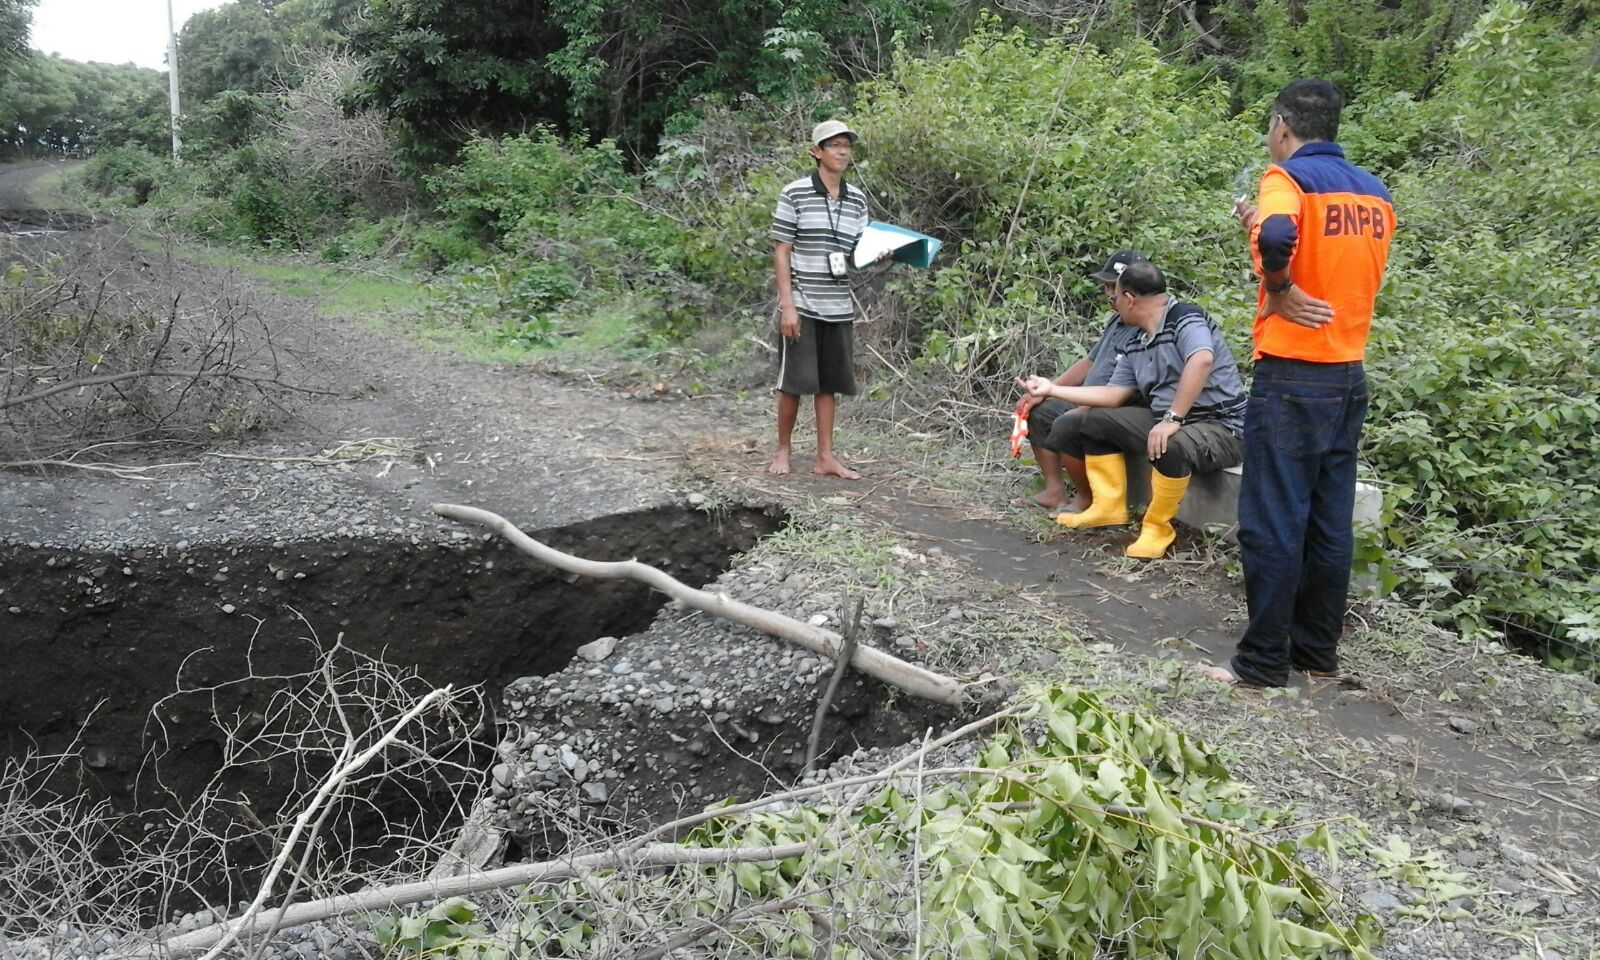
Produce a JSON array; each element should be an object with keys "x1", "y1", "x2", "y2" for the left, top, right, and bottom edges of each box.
[{"x1": 29, "y1": 0, "x2": 232, "y2": 70}]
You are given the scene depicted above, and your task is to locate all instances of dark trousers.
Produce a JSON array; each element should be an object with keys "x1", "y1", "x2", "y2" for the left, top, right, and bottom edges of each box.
[
  {"x1": 1232, "y1": 356, "x2": 1368, "y2": 686},
  {"x1": 1051, "y1": 406, "x2": 1242, "y2": 478}
]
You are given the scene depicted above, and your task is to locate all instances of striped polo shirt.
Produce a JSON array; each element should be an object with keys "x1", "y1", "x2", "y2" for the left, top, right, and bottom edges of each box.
[
  {"x1": 1084, "y1": 312, "x2": 1142, "y2": 387},
  {"x1": 1108, "y1": 299, "x2": 1248, "y2": 436},
  {"x1": 1250, "y1": 142, "x2": 1395, "y2": 362},
  {"x1": 771, "y1": 173, "x2": 870, "y2": 323}
]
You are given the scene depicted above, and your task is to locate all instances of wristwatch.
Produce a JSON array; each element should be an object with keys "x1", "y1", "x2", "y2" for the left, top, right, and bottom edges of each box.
[{"x1": 1161, "y1": 411, "x2": 1186, "y2": 425}]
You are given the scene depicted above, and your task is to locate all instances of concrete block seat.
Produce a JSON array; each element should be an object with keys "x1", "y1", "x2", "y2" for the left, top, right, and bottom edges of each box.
[{"x1": 1122, "y1": 456, "x2": 1381, "y2": 541}]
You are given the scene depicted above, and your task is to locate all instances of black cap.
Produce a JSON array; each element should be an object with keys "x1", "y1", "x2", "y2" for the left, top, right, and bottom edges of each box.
[{"x1": 1089, "y1": 249, "x2": 1148, "y2": 283}]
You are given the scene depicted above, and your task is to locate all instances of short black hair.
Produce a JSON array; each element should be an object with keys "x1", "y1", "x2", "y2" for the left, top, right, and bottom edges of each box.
[
  {"x1": 1272, "y1": 79, "x2": 1343, "y2": 143},
  {"x1": 1117, "y1": 260, "x2": 1166, "y2": 297}
]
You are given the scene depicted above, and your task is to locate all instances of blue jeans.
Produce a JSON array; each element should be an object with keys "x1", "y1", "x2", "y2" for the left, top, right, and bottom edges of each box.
[{"x1": 1233, "y1": 356, "x2": 1368, "y2": 686}]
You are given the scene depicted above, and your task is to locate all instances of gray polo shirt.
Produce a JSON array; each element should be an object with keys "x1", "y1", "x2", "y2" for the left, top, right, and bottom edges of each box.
[
  {"x1": 1108, "y1": 299, "x2": 1247, "y2": 436},
  {"x1": 771, "y1": 174, "x2": 870, "y2": 323},
  {"x1": 1084, "y1": 313, "x2": 1141, "y2": 387}
]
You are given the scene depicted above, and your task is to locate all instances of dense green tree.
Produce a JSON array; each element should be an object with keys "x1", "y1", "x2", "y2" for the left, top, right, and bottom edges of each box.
[
  {"x1": 0, "y1": 54, "x2": 167, "y2": 154},
  {"x1": 177, "y1": 0, "x2": 288, "y2": 103},
  {"x1": 343, "y1": 0, "x2": 566, "y2": 163},
  {"x1": 0, "y1": 0, "x2": 36, "y2": 86},
  {"x1": 343, "y1": 0, "x2": 959, "y2": 162},
  {"x1": 273, "y1": 0, "x2": 364, "y2": 48}
]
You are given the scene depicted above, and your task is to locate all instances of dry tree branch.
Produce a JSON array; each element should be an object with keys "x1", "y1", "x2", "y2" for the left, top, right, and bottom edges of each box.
[
  {"x1": 803, "y1": 596, "x2": 865, "y2": 774},
  {"x1": 145, "y1": 704, "x2": 1029, "y2": 957},
  {"x1": 147, "y1": 842, "x2": 816, "y2": 959},
  {"x1": 627, "y1": 889, "x2": 821, "y2": 960},
  {"x1": 431, "y1": 502, "x2": 966, "y2": 706},
  {"x1": 0, "y1": 367, "x2": 342, "y2": 411},
  {"x1": 192, "y1": 686, "x2": 456, "y2": 960}
]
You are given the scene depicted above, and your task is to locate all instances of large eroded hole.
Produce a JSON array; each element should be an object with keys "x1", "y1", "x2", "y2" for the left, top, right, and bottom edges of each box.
[{"x1": 0, "y1": 504, "x2": 783, "y2": 915}]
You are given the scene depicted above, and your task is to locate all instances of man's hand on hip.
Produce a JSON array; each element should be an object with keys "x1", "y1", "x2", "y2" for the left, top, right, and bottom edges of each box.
[{"x1": 1261, "y1": 285, "x2": 1335, "y2": 329}]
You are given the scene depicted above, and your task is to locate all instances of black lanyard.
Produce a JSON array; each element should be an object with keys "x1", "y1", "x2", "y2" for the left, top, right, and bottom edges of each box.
[{"x1": 826, "y1": 192, "x2": 844, "y2": 249}]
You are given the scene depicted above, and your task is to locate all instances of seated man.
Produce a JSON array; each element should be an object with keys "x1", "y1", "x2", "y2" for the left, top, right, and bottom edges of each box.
[
  {"x1": 1020, "y1": 250, "x2": 1148, "y2": 512},
  {"x1": 1019, "y1": 261, "x2": 1246, "y2": 559}
]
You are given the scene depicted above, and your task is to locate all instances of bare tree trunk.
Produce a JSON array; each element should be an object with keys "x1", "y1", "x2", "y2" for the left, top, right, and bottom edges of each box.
[
  {"x1": 149, "y1": 842, "x2": 814, "y2": 959},
  {"x1": 431, "y1": 503, "x2": 965, "y2": 706}
]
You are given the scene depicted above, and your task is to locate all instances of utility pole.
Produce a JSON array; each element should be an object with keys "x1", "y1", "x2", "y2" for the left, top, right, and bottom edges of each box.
[{"x1": 166, "y1": 0, "x2": 183, "y2": 161}]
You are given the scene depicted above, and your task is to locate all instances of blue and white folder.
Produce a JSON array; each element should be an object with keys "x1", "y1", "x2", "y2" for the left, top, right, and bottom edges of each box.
[{"x1": 852, "y1": 221, "x2": 942, "y2": 270}]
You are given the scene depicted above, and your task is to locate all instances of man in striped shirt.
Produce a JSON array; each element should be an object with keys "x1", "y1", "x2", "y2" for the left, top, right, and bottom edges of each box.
[
  {"x1": 768, "y1": 120, "x2": 871, "y2": 479},
  {"x1": 1020, "y1": 261, "x2": 1247, "y2": 559}
]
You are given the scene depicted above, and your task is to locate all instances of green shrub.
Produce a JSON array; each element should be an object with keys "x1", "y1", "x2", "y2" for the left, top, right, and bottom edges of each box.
[
  {"x1": 420, "y1": 260, "x2": 583, "y2": 350},
  {"x1": 77, "y1": 146, "x2": 169, "y2": 204},
  {"x1": 423, "y1": 128, "x2": 722, "y2": 336},
  {"x1": 177, "y1": 89, "x2": 274, "y2": 155},
  {"x1": 220, "y1": 144, "x2": 339, "y2": 247},
  {"x1": 854, "y1": 25, "x2": 1258, "y2": 369},
  {"x1": 1355, "y1": 0, "x2": 1600, "y2": 664},
  {"x1": 319, "y1": 216, "x2": 415, "y2": 263}
]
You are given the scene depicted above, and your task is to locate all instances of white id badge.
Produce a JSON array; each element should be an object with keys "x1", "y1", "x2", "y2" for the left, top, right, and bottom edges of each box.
[{"x1": 827, "y1": 251, "x2": 848, "y2": 279}]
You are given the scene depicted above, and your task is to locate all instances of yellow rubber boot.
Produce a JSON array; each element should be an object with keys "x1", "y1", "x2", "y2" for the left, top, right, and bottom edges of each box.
[
  {"x1": 1125, "y1": 471, "x2": 1189, "y2": 558},
  {"x1": 1056, "y1": 454, "x2": 1129, "y2": 529}
]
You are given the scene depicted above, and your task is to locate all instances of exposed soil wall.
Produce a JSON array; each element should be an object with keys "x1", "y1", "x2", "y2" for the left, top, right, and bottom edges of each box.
[{"x1": 0, "y1": 505, "x2": 783, "y2": 807}]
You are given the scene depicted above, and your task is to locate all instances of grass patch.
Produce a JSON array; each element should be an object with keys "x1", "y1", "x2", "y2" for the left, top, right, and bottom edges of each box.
[
  {"x1": 407, "y1": 294, "x2": 662, "y2": 365},
  {"x1": 123, "y1": 230, "x2": 671, "y2": 372},
  {"x1": 28, "y1": 164, "x2": 78, "y2": 209},
  {"x1": 125, "y1": 234, "x2": 425, "y2": 321}
]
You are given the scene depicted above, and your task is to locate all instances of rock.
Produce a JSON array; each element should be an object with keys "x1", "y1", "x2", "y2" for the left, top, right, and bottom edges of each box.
[
  {"x1": 1546, "y1": 894, "x2": 1567, "y2": 917},
  {"x1": 490, "y1": 763, "x2": 513, "y2": 799},
  {"x1": 872, "y1": 617, "x2": 899, "y2": 629},
  {"x1": 576, "y1": 636, "x2": 618, "y2": 661},
  {"x1": 581, "y1": 781, "x2": 609, "y2": 804},
  {"x1": 1454, "y1": 849, "x2": 1481, "y2": 868},
  {"x1": 1358, "y1": 889, "x2": 1403, "y2": 912},
  {"x1": 687, "y1": 492, "x2": 708, "y2": 507},
  {"x1": 1498, "y1": 841, "x2": 1539, "y2": 867},
  {"x1": 1447, "y1": 716, "x2": 1481, "y2": 735},
  {"x1": 1426, "y1": 791, "x2": 1475, "y2": 816}
]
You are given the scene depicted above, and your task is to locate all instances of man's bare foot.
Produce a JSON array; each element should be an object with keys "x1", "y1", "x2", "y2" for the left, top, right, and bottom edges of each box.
[
  {"x1": 766, "y1": 450, "x2": 791, "y2": 475},
  {"x1": 813, "y1": 455, "x2": 862, "y2": 480},
  {"x1": 1190, "y1": 663, "x2": 1265, "y2": 689},
  {"x1": 1016, "y1": 491, "x2": 1070, "y2": 509},
  {"x1": 1058, "y1": 494, "x2": 1092, "y2": 514}
]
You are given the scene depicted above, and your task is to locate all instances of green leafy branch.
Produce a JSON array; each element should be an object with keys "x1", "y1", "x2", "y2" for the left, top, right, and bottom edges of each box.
[{"x1": 374, "y1": 686, "x2": 1379, "y2": 960}]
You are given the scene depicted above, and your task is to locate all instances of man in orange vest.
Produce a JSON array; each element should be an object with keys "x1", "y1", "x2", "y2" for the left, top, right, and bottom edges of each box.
[{"x1": 1199, "y1": 79, "x2": 1395, "y2": 688}]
